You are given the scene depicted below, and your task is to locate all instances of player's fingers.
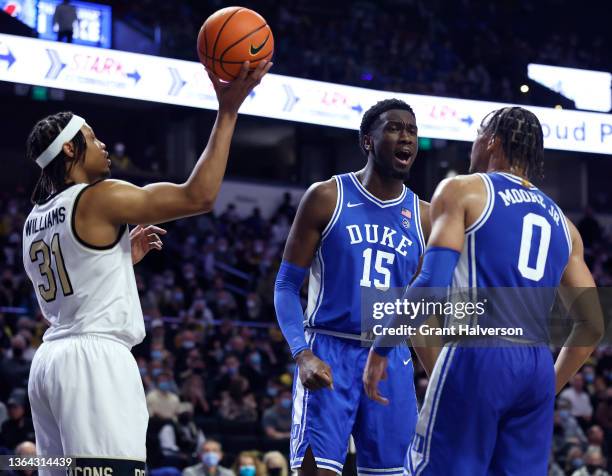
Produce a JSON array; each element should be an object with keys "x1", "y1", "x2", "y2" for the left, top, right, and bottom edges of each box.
[
  {"x1": 323, "y1": 364, "x2": 334, "y2": 389},
  {"x1": 363, "y1": 375, "x2": 375, "y2": 398},
  {"x1": 315, "y1": 369, "x2": 332, "y2": 389},
  {"x1": 244, "y1": 60, "x2": 265, "y2": 87},
  {"x1": 373, "y1": 391, "x2": 389, "y2": 406},
  {"x1": 261, "y1": 61, "x2": 273, "y2": 77},
  {"x1": 207, "y1": 70, "x2": 223, "y2": 89},
  {"x1": 238, "y1": 61, "x2": 250, "y2": 81},
  {"x1": 150, "y1": 242, "x2": 162, "y2": 251},
  {"x1": 130, "y1": 225, "x2": 143, "y2": 238},
  {"x1": 252, "y1": 59, "x2": 267, "y2": 76},
  {"x1": 145, "y1": 225, "x2": 167, "y2": 235},
  {"x1": 251, "y1": 60, "x2": 272, "y2": 84},
  {"x1": 364, "y1": 377, "x2": 388, "y2": 405}
]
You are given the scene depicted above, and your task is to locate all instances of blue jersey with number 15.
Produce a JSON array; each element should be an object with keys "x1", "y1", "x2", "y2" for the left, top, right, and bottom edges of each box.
[{"x1": 304, "y1": 172, "x2": 426, "y2": 335}]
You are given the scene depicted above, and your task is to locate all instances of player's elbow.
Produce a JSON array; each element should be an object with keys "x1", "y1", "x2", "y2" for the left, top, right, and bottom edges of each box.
[
  {"x1": 578, "y1": 316, "x2": 605, "y2": 347},
  {"x1": 197, "y1": 197, "x2": 215, "y2": 214},
  {"x1": 590, "y1": 319, "x2": 605, "y2": 344},
  {"x1": 183, "y1": 187, "x2": 215, "y2": 214}
]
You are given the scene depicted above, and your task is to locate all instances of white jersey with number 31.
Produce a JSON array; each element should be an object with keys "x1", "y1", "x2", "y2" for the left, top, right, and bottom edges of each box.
[{"x1": 22, "y1": 183, "x2": 145, "y2": 347}]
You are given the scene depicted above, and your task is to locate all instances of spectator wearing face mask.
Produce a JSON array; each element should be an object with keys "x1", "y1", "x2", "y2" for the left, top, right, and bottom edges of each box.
[
  {"x1": 566, "y1": 446, "x2": 586, "y2": 475},
  {"x1": 242, "y1": 351, "x2": 266, "y2": 394},
  {"x1": 570, "y1": 447, "x2": 610, "y2": 476},
  {"x1": 232, "y1": 451, "x2": 266, "y2": 476},
  {"x1": 213, "y1": 354, "x2": 243, "y2": 397},
  {"x1": 147, "y1": 371, "x2": 181, "y2": 421},
  {"x1": 150, "y1": 340, "x2": 169, "y2": 364},
  {"x1": 183, "y1": 439, "x2": 234, "y2": 476},
  {"x1": 137, "y1": 357, "x2": 154, "y2": 392},
  {"x1": 262, "y1": 389, "x2": 291, "y2": 440},
  {"x1": 175, "y1": 330, "x2": 200, "y2": 368},
  {"x1": 262, "y1": 451, "x2": 287, "y2": 476}
]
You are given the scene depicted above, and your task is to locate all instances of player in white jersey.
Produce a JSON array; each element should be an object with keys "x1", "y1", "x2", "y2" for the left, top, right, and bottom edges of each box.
[{"x1": 22, "y1": 61, "x2": 271, "y2": 475}]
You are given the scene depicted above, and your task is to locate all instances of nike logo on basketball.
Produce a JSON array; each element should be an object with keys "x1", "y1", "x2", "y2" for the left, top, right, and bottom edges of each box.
[
  {"x1": 347, "y1": 202, "x2": 364, "y2": 208},
  {"x1": 250, "y1": 35, "x2": 270, "y2": 55}
]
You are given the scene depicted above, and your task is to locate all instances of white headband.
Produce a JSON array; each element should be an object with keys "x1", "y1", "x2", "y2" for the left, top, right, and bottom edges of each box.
[{"x1": 35, "y1": 115, "x2": 86, "y2": 169}]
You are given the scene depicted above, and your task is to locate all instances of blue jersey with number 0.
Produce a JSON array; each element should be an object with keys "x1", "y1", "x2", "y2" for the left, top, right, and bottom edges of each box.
[
  {"x1": 450, "y1": 172, "x2": 572, "y2": 338},
  {"x1": 304, "y1": 172, "x2": 426, "y2": 335},
  {"x1": 455, "y1": 172, "x2": 571, "y2": 288}
]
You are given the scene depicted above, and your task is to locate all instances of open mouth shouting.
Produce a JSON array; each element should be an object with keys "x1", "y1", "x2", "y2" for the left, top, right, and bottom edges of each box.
[{"x1": 394, "y1": 148, "x2": 413, "y2": 166}]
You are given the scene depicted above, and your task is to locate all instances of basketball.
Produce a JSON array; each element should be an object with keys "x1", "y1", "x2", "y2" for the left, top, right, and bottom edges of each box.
[{"x1": 197, "y1": 7, "x2": 274, "y2": 81}]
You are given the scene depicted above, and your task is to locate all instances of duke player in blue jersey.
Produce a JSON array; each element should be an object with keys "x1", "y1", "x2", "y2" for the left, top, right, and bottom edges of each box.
[
  {"x1": 364, "y1": 106, "x2": 604, "y2": 475},
  {"x1": 274, "y1": 99, "x2": 440, "y2": 476}
]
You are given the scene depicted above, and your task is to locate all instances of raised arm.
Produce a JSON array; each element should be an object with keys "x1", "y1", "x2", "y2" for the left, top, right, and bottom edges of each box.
[
  {"x1": 83, "y1": 61, "x2": 272, "y2": 226},
  {"x1": 554, "y1": 218, "x2": 604, "y2": 394}
]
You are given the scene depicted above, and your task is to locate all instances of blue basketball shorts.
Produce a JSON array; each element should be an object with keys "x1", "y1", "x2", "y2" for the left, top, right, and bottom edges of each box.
[
  {"x1": 406, "y1": 342, "x2": 555, "y2": 476},
  {"x1": 291, "y1": 332, "x2": 418, "y2": 476}
]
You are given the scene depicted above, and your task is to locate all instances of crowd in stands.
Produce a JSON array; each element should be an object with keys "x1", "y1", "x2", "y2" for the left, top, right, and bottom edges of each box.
[
  {"x1": 0, "y1": 185, "x2": 609, "y2": 474},
  {"x1": 111, "y1": 0, "x2": 611, "y2": 107}
]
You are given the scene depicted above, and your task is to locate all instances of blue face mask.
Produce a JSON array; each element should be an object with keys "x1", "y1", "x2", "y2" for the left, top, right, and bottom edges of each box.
[
  {"x1": 158, "y1": 381, "x2": 173, "y2": 392},
  {"x1": 151, "y1": 350, "x2": 163, "y2": 361},
  {"x1": 584, "y1": 373, "x2": 594, "y2": 384},
  {"x1": 202, "y1": 451, "x2": 220, "y2": 467},
  {"x1": 151, "y1": 368, "x2": 162, "y2": 378},
  {"x1": 267, "y1": 387, "x2": 278, "y2": 397},
  {"x1": 240, "y1": 466, "x2": 256, "y2": 476},
  {"x1": 139, "y1": 367, "x2": 147, "y2": 376},
  {"x1": 571, "y1": 458, "x2": 584, "y2": 469},
  {"x1": 182, "y1": 341, "x2": 195, "y2": 350},
  {"x1": 250, "y1": 353, "x2": 261, "y2": 365},
  {"x1": 280, "y1": 398, "x2": 291, "y2": 409},
  {"x1": 559, "y1": 410, "x2": 570, "y2": 419}
]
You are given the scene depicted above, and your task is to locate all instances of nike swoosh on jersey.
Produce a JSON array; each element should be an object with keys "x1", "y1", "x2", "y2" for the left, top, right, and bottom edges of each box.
[
  {"x1": 403, "y1": 359, "x2": 411, "y2": 365},
  {"x1": 347, "y1": 202, "x2": 364, "y2": 207},
  {"x1": 250, "y1": 35, "x2": 270, "y2": 55}
]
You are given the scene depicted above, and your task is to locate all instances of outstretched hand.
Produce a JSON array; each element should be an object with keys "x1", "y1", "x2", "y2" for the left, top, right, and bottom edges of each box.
[
  {"x1": 208, "y1": 60, "x2": 273, "y2": 115},
  {"x1": 130, "y1": 225, "x2": 166, "y2": 265}
]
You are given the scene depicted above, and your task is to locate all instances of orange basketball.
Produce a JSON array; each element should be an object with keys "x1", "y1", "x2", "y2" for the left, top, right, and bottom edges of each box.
[{"x1": 197, "y1": 7, "x2": 274, "y2": 82}]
